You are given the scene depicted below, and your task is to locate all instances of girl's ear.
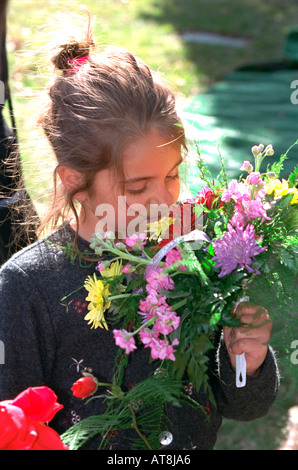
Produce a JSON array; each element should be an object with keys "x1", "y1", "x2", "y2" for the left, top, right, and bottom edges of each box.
[{"x1": 57, "y1": 166, "x2": 87, "y2": 202}]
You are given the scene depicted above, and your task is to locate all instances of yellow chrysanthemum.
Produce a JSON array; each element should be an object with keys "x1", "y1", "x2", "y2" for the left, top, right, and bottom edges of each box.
[
  {"x1": 100, "y1": 260, "x2": 123, "y2": 278},
  {"x1": 291, "y1": 190, "x2": 298, "y2": 205},
  {"x1": 265, "y1": 178, "x2": 286, "y2": 196},
  {"x1": 147, "y1": 217, "x2": 173, "y2": 240},
  {"x1": 84, "y1": 274, "x2": 111, "y2": 329},
  {"x1": 265, "y1": 178, "x2": 298, "y2": 204}
]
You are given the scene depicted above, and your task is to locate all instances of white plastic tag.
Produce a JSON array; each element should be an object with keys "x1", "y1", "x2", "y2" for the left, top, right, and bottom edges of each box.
[
  {"x1": 234, "y1": 296, "x2": 249, "y2": 388},
  {"x1": 236, "y1": 352, "x2": 246, "y2": 388}
]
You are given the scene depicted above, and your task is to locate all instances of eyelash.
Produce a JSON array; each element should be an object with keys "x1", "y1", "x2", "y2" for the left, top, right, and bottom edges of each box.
[{"x1": 126, "y1": 173, "x2": 179, "y2": 196}]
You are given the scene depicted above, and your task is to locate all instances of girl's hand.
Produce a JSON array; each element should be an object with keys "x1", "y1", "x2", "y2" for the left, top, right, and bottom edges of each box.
[{"x1": 223, "y1": 302, "x2": 272, "y2": 378}]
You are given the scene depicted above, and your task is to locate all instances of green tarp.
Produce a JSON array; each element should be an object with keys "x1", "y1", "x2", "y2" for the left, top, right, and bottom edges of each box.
[{"x1": 181, "y1": 32, "x2": 298, "y2": 196}]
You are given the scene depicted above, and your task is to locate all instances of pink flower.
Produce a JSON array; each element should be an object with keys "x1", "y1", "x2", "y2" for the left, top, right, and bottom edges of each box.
[
  {"x1": 113, "y1": 329, "x2": 137, "y2": 354},
  {"x1": 247, "y1": 172, "x2": 263, "y2": 186},
  {"x1": 231, "y1": 198, "x2": 271, "y2": 226},
  {"x1": 145, "y1": 268, "x2": 175, "y2": 293},
  {"x1": 251, "y1": 144, "x2": 264, "y2": 157},
  {"x1": 122, "y1": 264, "x2": 132, "y2": 273},
  {"x1": 139, "y1": 327, "x2": 159, "y2": 346},
  {"x1": 240, "y1": 161, "x2": 253, "y2": 173},
  {"x1": 164, "y1": 248, "x2": 186, "y2": 271},
  {"x1": 139, "y1": 291, "x2": 167, "y2": 313},
  {"x1": 125, "y1": 233, "x2": 146, "y2": 249},
  {"x1": 149, "y1": 338, "x2": 179, "y2": 361},
  {"x1": 154, "y1": 310, "x2": 180, "y2": 335},
  {"x1": 244, "y1": 199, "x2": 270, "y2": 222},
  {"x1": 230, "y1": 204, "x2": 246, "y2": 227},
  {"x1": 221, "y1": 180, "x2": 251, "y2": 203},
  {"x1": 96, "y1": 262, "x2": 106, "y2": 271}
]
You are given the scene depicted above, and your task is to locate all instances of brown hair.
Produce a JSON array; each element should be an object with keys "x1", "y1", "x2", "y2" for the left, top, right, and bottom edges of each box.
[{"x1": 37, "y1": 14, "x2": 187, "y2": 239}]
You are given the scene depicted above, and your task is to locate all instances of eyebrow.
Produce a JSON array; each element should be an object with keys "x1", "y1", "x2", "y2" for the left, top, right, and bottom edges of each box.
[{"x1": 123, "y1": 157, "x2": 183, "y2": 184}]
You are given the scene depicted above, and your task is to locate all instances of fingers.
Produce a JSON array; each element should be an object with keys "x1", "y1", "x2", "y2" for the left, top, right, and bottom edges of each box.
[
  {"x1": 223, "y1": 302, "x2": 272, "y2": 376},
  {"x1": 224, "y1": 305, "x2": 272, "y2": 349},
  {"x1": 225, "y1": 313, "x2": 271, "y2": 340},
  {"x1": 228, "y1": 302, "x2": 272, "y2": 333},
  {"x1": 227, "y1": 337, "x2": 268, "y2": 376},
  {"x1": 233, "y1": 302, "x2": 270, "y2": 322},
  {"x1": 223, "y1": 326, "x2": 270, "y2": 359},
  {"x1": 227, "y1": 337, "x2": 268, "y2": 356}
]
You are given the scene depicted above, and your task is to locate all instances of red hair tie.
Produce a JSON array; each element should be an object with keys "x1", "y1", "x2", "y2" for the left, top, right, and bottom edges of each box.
[{"x1": 63, "y1": 55, "x2": 90, "y2": 75}]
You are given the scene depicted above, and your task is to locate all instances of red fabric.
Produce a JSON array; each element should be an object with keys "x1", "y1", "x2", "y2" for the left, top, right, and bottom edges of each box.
[{"x1": 0, "y1": 387, "x2": 68, "y2": 450}]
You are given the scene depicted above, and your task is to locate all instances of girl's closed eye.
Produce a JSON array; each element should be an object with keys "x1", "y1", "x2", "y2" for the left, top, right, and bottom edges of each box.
[
  {"x1": 126, "y1": 174, "x2": 179, "y2": 196},
  {"x1": 126, "y1": 186, "x2": 147, "y2": 195},
  {"x1": 166, "y1": 172, "x2": 179, "y2": 180}
]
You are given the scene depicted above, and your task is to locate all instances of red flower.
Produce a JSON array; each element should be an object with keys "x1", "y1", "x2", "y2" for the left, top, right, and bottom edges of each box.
[
  {"x1": 0, "y1": 387, "x2": 68, "y2": 450},
  {"x1": 158, "y1": 203, "x2": 198, "y2": 248},
  {"x1": 153, "y1": 192, "x2": 224, "y2": 249},
  {"x1": 71, "y1": 376, "x2": 98, "y2": 399},
  {"x1": 196, "y1": 187, "x2": 224, "y2": 210}
]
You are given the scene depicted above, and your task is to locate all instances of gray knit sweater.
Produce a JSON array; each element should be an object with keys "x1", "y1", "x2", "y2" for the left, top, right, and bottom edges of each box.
[{"x1": 0, "y1": 224, "x2": 279, "y2": 450}]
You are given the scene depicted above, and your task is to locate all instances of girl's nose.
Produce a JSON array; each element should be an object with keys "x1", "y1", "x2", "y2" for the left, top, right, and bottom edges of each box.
[{"x1": 149, "y1": 185, "x2": 175, "y2": 208}]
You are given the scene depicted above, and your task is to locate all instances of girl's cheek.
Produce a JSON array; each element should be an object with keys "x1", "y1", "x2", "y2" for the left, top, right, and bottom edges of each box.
[{"x1": 170, "y1": 179, "x2": 181, "y2": 204}]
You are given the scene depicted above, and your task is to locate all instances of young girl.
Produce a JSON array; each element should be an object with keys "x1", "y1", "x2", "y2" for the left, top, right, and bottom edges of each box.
[{"x1": 0, "y1": 18, "x2": 279, "y2": 450}]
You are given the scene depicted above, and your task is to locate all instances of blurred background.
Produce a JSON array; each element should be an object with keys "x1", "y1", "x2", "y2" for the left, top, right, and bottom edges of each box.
[{"x1": 2, "y1": 0, "x2": 298, "y2": 450}]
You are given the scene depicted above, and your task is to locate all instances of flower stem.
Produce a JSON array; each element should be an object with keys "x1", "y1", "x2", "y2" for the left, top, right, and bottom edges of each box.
[
  {"x1": 60, "y1": 285, "x2": 84, "y2": 302},
  {"x1": 129, "y1": 404, "x2": 153, "y2": 450},
  {"x1": 106, "y1": 293, "x2": 136, "y2": 302},
  {"x1": 132, "y1": 315, "x2": 158, "y2": 336},
  {"x1": 171, "y1": 298, "x2": 188, "y2": 311},
  {"x1": 103, "y1": 244, "x2": 153, "y2": 265}
]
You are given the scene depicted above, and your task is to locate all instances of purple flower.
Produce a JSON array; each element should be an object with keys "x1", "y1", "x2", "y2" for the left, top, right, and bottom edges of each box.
[{"x1": 212, "y1": 223, "x2": 267, "y2": 277}]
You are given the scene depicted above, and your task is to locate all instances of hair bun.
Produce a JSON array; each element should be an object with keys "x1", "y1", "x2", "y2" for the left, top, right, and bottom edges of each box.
[{"x1": 50, "y1": 12, "x2": 94, "y2": 73}]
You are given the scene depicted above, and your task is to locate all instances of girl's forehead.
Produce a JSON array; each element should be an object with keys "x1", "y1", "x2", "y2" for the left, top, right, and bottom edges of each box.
[{"x1": 122, "y1": 128, "x2": 182, "y2": 179}]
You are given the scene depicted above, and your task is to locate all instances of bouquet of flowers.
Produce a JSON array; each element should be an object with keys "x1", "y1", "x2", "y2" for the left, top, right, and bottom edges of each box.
[{"x1": 62, "y1": 142, "x2": 298, "y2": 450}]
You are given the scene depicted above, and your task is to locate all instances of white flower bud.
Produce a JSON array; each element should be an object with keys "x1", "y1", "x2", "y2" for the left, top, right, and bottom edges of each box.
[
  {"x1": 251, "y1": 145, "x2": 262, "y2": 157},
  {"x1": 104, "y1": 231, "x2": 115, "y2": 240},
  {"x1": 264, "y1": 144, "x2": 274, "y2": 156}
]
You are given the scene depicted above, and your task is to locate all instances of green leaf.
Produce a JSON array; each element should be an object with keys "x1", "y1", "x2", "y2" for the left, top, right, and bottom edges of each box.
[
  {"x1": 288, "y1": 165, "x2": 298, "y2": 188},
  {"x1": 209, "y1": 311, "x2": 221, "y2": 326},
  {"x1": 158, "y1": 288, "x2": 191, "y2": 299},
  {"x1": 279, "y1": 247, "x2": 298, "y2": 272},
  {"x1": 266, "y1": 139, "x2": 298, "y2": 177},
  {"x1": 219, "y1": 310, "x2": 243, "y2": 327},
  {"x1": 275, "y1": 193, "x2": 296, "y2": 208},
  {"x1": 194, "y1": 140, "x2": 213, "y2": 186}
]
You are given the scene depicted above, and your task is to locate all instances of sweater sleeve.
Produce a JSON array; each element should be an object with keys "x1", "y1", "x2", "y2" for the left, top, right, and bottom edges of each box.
[
  {"x1": 0, "y1": 260, "x2": 57, "y2": 401},
  {"x1": 214, "y1": 334, "x2": 279, "y2": 421}
]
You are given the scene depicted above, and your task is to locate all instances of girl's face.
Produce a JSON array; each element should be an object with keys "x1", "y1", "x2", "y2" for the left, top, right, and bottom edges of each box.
[{"x1": 79, "y1": 127, "x2": 183, "y2": 240}]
